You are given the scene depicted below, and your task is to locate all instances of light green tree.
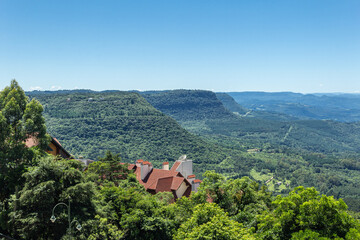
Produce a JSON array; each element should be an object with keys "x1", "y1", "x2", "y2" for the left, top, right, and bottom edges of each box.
[
  {"x1": 191, "y1": 170, "x2": 272, "y2": 227},
  {"x1": 257, "y1": 186, "x2": 360, "y2": 240},
  {"x1": 174, "y1": 203, "x2": 256, "y2": 240}
]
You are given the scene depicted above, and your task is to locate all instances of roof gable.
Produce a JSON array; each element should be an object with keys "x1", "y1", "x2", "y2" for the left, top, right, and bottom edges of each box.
[{"x1": 132, "y1": 163, "x2": 191, "y2": 198}]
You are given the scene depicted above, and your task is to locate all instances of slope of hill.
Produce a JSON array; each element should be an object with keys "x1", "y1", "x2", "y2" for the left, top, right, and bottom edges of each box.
[
  {"x1": 227, "y1": 92, "x2": 360, "y2": 122},
  {"x1": 27, "y1": 90, "x2": 360, "y2": 211},
  {"x1": 142, "y1": 90, "x2": 236, "y2": 121},
  {"x1": 27, "y1": 91, "x2": 231, "y2": 171},
  {"x1": 141, "y1": 90, "x2": 360, "y2": 211},
  {"x1": 143, "y1": 90, "x2": 360, "y2": 154},
  {"x1": 215, "y1": 93, "x2": 248, "y2": 115},
  {"x1": 216, "y1": 93, "x2": 299, "y2": 121}
]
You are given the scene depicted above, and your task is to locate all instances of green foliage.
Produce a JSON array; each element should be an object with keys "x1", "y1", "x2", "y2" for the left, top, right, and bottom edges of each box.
[
  {"x1": 7, "y1": 156, "x2": 97, "y2": 239},
  {"x1": 142, "y1": 90, "x2": 236, "y2": 121},
  {"x1": 27, "y1": 90, "x2": 230, "y2": 170},
  {"x1": 174, "y1": 203, "x2": 256, "y2": 240},
  {"x1": 192, "y1": 171, "x2": 272, "y2": 228},
  {"x1": 86, "y1": 151, "x2": 131, "y2": 185},
  {"x1": 257, "y1": 186, "x2": 360, "y2": 240},
  {"x1": 0, "y1": 80, "x2": 50, "y2": 236},
  {"x1": 141, "y1": 90, "x2": 360, "y2": 211},
  {"x1": 0, "y1": 80, "x2": 49, "y2": 202},
  {"x1": 2, "y1": 147, "x2": 359, "y2": 240},
  {"x1": 24, "y1": 89, "x2": 360, "y2": 212},
  {"x1": 215, "y1": 92, "x2": 248, "y2": 115},
  {"x1": 84, "y1": 215, "x2": 125, "y2": 240}
]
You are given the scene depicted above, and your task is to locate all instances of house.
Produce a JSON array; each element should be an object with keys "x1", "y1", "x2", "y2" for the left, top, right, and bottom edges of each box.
[
  {"x1": 25, "y1": 136, "x2": 72, "y2": 159},
  {"x1": 128, "y1": 155, "x2": 202, "y2": 199}
]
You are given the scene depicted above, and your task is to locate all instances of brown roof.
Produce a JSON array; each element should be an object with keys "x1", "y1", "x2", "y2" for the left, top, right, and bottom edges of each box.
[
  {"x1": 132, "y1": 163, "x2": 191, "y2": 198},
  {"x1": 170, "y1": 161, "x2": 181, "y2": 171},
  {"x1": 25, "y1": 135, "x2": 71, "y2": 158},
  {"x1": 128, "y1": 164, "x2": 136, "y2": 170},
  {"x1": 120, "y1": 163, "x2": 136, "y2": 170},
  {"x1": 171, "y1": 177, "x2": 185, "y2": 190},
  {"x1": 52, "y1": 137, "x2": 62, "y2": 146}
]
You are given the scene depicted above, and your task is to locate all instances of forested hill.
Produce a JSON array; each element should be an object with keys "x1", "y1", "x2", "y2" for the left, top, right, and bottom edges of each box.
[
  {"x1": 141, "y1": 90, "x2": 360, "y2": 154},
  {"x1": 141, "y1": 90, "x2": 236, "y2": 121},
  {"x1": 27, "y1": 91, "x2": 229, "y2": 170},
  {"x1": 227, "y1": 91, "x2": 360, "y2": 122},
  {"x1": 216, "y1": 92, "x2": 299, "y2": 121},
  {"x1": 140, "y1": 90, "x2": 360, "y2": 211},
  {"x1": 26, "y1": 90, "x2": 360, "y2": 211},
  {"x1": 215, "y1": 93, "x2": 248, "y2": 115}
]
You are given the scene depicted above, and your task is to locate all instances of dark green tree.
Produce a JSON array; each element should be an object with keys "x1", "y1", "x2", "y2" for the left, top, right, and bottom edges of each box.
[
  {"x1": 85, "y1": 151, "x2": 131, "y2": 186},
  {"x1": 0, "y1": 80, "x2": 49, "y2": 233},
  {"x1": 8, "y1": 156, "x2": 97, "y2": 240}
]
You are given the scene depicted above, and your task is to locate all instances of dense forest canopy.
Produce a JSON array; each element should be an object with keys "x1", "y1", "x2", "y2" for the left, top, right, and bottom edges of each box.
[
  {"x1": 142, "y1": 90, "x2": 360, "y2": 211},
  {"x1": 23, "y1": 89, "x2": 360, "y2": 212}
]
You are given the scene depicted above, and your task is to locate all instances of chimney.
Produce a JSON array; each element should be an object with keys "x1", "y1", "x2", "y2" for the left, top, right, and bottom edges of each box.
[
  {"x1": 187, "y1": 174, "x2": 196, "y2": 191},
  {"x1": 162, "y1": 162, "x2": 169, "y2": 170},
  {"x1": 136, "y1": 159, "x2": 144, "y2": 168},
  {"x1": 193, "y1": 179, "x2": 202, "y2": 192},
  {"x1": 141, "y1": 161, "x2": 153, "y2": 180}
]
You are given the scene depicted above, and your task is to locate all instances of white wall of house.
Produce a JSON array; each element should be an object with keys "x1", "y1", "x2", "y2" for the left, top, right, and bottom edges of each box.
[{"x1": 175, "y1": 181, "x2": 188, "y2": 198}]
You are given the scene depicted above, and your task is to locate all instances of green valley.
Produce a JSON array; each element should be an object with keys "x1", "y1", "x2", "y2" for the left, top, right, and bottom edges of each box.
[
  {"x1": 23, "y1": 89, "x2": 360, "y2": 211},
  {"x1": 142, "y1": 90, "x2": 360, "y2": 211}
]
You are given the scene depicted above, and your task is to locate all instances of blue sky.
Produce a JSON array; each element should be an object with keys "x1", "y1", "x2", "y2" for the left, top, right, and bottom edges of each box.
[{"x1": 1, "y1": 0, "x2": 359, "y2": 93}]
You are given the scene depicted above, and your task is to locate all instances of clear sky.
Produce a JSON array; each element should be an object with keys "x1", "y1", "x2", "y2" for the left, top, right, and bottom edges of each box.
[{"x1": 1, "y1": 0, "x2": 359, "y2": 93}]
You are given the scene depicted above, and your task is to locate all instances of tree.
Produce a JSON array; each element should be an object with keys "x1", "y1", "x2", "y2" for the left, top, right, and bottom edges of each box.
[
  {"x1": 0, "y1": 80, "x2": 49, "y2": 197},
  {"x1": 174, "y1": 203, "x2": 256, "y2": 240},
  {"x1": 85, "y1": 151, "x2": 130, "y2": 186},
  {"x1": 257, "y1": 186, "x2": 360, "y2": 240},
  {"x1": 8, "y1": 156, "x2": 97, "y2": 240},
  {"x1": 0, "y1": 80, "x2": 49, "y2": 234},
  {"x1": 191, "y1": 171, "x2": 272, "y2": 227}
]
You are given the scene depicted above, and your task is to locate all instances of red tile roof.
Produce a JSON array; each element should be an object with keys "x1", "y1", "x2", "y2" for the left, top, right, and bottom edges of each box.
[
  {"x1": 52, "y1": 137, "x2": 62, "y2": 146},
  {"x1": 170, "y1": 161, "x2": 181, "y2": 171},
  {"x1": 128, "y1": 164, "x2": 136, "y2": 170},
  {"x1": 187, "y1": 174, "x2": 196, "y2": 179},
  {"x1": 132, "y1": 162, "x2": 191, "y2": 198},
  {"x1": 163, "y1": 162, "x2": 169, "y2": 165},
  {"x1": 136, "y1": 159, "x2": 144, "y2": 163},
  {"x1": 120, "y1": 163, "x2": 136, "y2": 170},
  {"x1": 171, "y1": 177, "x2": 185, "y2": 190},
  {"x1": 194, "y1": 179, "x2": 202, "y2": 183},
  {"x1": 142, "y1": 161, "x2": 151, "y2": 165}
]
